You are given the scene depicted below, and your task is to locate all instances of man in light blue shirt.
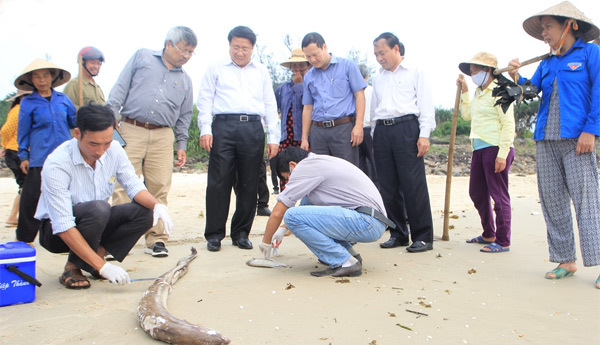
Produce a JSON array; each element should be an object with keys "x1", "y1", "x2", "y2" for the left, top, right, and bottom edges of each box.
[
  {"x1": 36, "y1": 105, "x2": 174, "y2": 289},
  {"x1": 300, "y1": 32, "x2": 366, "y2": 166}
]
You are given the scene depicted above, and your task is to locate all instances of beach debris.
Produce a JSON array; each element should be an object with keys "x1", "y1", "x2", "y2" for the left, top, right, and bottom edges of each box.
[
  {"x1": 406, "y1": 309, "x2": 428, "y2": 317},
  {"x1": 396, "y1": 323, "x2": 413, "y2": 331},
  {"x1": 419, "y1": 301, "x2": 432, "y2": 308},
  {"x1": 137, "y1": 247, "x2": 231, "y2": 345},
  {"x1": 246, "y1": 257, "x2": 291, "y2": 268},
  {"x1": 285, "y1": 283, "x2": 295, "y2": 290},
  {"x1": 388, "y1": 312, "x2": 396, "y2": 317},
  {"x1": 468, "y1": 268, "x2": 477, "y2": 274},
  {"x1": 335, "y1": 278, "x2": 350, "y2": 284},
  {"x1": 369, "y1": 340, "x2": 378, "y2": 345},
  {"x1": 436, "y1": 253, "x2": 442, "y2": 258}
]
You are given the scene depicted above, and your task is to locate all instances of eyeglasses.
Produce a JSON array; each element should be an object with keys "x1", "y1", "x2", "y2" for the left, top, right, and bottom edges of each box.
[
  {"x1": 171, "y1": 42, "x2": 195, "y2": 56},
  {"x1": 231, "y1": 45, "x2": 252, "y2": 54}
]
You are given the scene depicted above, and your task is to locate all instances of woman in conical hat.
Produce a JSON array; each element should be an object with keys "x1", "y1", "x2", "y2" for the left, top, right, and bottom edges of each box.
[
  {"x1": 13, "y1": 59, "x2": 77, "y2": 244},
  {"x1": 457, "y1": 52, "x2": 516, "y2": 254},
  {"x1": 508, "y1": 1, "x2": 600, "y2": 289}
]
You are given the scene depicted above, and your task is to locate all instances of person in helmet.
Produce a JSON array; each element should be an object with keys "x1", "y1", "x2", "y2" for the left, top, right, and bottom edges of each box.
[{"x1": 64, "y1": 46, "x2": 106, "y2": 109}]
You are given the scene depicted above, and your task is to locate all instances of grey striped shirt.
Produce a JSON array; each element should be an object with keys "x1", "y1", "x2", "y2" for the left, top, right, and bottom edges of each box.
[{"x1": 35, "y1": 138, "x2": 146, "y2": 234}]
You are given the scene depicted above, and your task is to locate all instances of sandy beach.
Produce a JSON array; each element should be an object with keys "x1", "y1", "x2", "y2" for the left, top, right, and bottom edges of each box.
[{"x1": 0, "y1": 172, "x2": 598, "y2": 345}]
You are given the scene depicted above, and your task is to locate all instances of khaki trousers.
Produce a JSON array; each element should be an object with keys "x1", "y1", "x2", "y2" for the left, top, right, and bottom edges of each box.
[{"x1": 112, "y1": 122, "x2": 174, "y2": 247}]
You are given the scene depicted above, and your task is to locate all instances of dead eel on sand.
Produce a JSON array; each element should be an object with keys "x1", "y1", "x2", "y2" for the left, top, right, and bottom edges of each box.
[{"x1": 137, "y1": 247, "x2": 231, "y2": 345}]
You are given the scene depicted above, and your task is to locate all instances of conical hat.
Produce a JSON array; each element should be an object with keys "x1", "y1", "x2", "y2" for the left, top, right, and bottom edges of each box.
[
  {"x1": 459, "y1": 52, "x2": 498, "y2": 76},
  {"x1": 523, "y1": 1, "x2": 599, "y2": 42},
  {"x1": 13, "y1": 59, "x2": 71, "y2": 91}
]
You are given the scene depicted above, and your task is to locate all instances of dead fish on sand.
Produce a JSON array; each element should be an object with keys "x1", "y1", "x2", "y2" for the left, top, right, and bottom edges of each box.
[
  {"x1": 246, "y1": 257, "x2": 291, "y2": 268},
  {"x1": 137, "y1": 247, "x2": 231, "y2": 345}
]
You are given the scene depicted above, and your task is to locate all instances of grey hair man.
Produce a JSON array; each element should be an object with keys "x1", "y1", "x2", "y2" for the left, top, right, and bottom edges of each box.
[{"x1": 107, "y1": 26, "x2": 197, "y2": 258}]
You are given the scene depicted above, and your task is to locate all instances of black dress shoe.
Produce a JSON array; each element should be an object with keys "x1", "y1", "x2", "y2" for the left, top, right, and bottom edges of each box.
[
  {"x1": 207, "y1": 240, "x2": 221, "y2": 252},
  {"x1": 232, "y1": 237, "x2": 253, "y2": 249},
  {"x1": 310, "y1": 262, "x2": 362, "y2": 277},
  {"x1": 256, "y1": 207, "x2": 272, "y2": 216},
  {"x1": 379, "y1": 237, "x2": 410, "y2": 249},
  {"x1": 406, "y1": 241, "x2": 433, "y2": 253}
]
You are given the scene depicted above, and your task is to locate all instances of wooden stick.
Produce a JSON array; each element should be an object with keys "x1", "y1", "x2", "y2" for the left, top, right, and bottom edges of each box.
[
  {"x1": 442, "y1": 84, "x2": 462, "y2": 241},
  {"x1": 493, "y1": 53, "x2": 550, "y2": 75},
  {"x1": 77, "y1": 55, "x2": 83, "y2": 107},
  {"x1": 406, "y1": 309, "x2": 429, "y2": 317}
]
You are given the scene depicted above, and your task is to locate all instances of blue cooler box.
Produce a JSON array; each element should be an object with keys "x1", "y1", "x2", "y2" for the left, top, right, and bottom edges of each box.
[{"x1": 0, "y1": 241, "x2": 37, "y2": 307}]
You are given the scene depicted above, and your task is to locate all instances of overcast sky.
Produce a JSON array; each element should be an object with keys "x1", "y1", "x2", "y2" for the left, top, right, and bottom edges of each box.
[{"x1": 0, "y1": 0, "x2": 598, "y2": 109}]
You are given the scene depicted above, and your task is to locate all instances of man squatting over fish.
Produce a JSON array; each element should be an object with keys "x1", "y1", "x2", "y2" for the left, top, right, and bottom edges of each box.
[{"x1": 259, "y1": 147, "x2": 396, "y2": 277}]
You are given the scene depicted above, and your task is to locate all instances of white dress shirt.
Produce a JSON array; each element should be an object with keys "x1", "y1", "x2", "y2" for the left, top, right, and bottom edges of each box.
[
  {"x1": 35, "y1": 138, "x2": 146, "y2": 234},
  {"x1": 196, "y1": 59, "x2": 280, "y2": 144},
  {"x1": 370, "y1": 60, "x2": 436, "y2": 138}
]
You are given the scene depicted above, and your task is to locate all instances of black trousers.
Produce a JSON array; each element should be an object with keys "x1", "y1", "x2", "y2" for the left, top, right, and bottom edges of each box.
[
  {"x1": 358, "y1": 127, "x2": 379, "y2": 189},
  {"x1": 5, "y1": 149, "x2": 26, "y2": 188},
  {"x1": 16, "y1": 167, "x2": 42, "y2": 242},
  {"x1": 269, "y1": 157, "x2": 279, "y2": 192},
  {"x1": 373, "y1": 118, "x2": 433, "y2": 243},
  {"x1": 39, "y1": 201, "x2": 152, "y2": 273},
  {"x1": 205, "y1": 118, "x2": 264, "y2": 242},
  {"x1": 257, "y1": 157, "x2": 269, "y2": 209}
]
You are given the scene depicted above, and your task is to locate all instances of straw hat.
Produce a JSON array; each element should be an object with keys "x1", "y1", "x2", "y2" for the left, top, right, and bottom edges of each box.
[
  {"x1": 458, "y1": 52, "x2": 498, "y2": 76},
  {"x1": 5, "y1": 89, "x2": 32, "y2": 102},
  {"x1": 522, "y1": 1, "x2": 600, "y2": 42},
  {"x1": 281, "y1": 48, "x2": 308, "y2": 68},
  {"x1": 13, "y1": 59, "x2": 71, "y2": 91}
]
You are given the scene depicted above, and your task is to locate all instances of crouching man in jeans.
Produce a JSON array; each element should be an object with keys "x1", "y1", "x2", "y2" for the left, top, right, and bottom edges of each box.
[
  {"x1": 259, "y1": 147, "x2": 395, "y2": 277},
  {"x1": 36, "y1": 105, "x2": 174, "y2": 289}
]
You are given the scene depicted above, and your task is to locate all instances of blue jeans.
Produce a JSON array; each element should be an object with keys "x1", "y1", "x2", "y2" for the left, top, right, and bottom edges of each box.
[{"x1": 284, "y1": 204, "x2": 386, "y2": 268}]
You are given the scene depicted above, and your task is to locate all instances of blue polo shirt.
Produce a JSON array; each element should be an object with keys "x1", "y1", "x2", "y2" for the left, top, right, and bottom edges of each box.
[
  {"x1": 302, "y1": 54, "x2": 366, "y2": 121},
  {"x1": 517, "y1": 39, "x2": 600, "y2": 140}
]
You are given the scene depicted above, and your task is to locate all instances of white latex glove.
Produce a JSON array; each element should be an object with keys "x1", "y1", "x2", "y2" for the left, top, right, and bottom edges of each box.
[
  {"x1": 271, "y1": 227, "x2": 286, "y2": 248},
  {"x1": 153, "y1": 204, "x2": 174, "y2": 235},
  {"x1": 99, "y1": 262, "x2": 131, "y2": 286},
  {"x1": 259, "y1": 242, "x2": 272, "y2": 259}
]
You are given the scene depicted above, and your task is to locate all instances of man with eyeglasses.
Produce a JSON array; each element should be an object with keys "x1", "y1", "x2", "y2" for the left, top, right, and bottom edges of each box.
[
  {"x1": 106, "y1": 26, "x2": 197, "y2": 258},
  {"x1": 197, "y1": 26, "x2": 279, "y2": 252}
]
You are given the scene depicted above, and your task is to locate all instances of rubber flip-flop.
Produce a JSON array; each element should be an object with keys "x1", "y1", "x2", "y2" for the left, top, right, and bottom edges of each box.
[
  {"x1": 480, "y1": 242, "x2": 510, "y2": 253},
  {"x1": 4, "y1": 223, "x2": 18, "y2": 228},
  {"x1": 466, "y1": 236, "x2": 494, "y2": 244},
  {"x1": 595, "y1": 276, "x2": 600, "y2": 289},
  {"x1": 59, "y1": 269, "x2": 91, "y2": 289},
  {"x1": 545, "y1": 267, "x2": 575, "y2": 280}
]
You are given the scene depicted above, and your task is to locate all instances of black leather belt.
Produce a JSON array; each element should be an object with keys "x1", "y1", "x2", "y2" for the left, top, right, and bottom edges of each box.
[
  {"x1": 214, "y1": 114, "x2": 261, "y2": 122},
  {"x1": 376, "y1": 114, "x2": 417, "y2": 126},
  {"x1": 355, "y1": 206, "x2": 396, "y2": 229}
]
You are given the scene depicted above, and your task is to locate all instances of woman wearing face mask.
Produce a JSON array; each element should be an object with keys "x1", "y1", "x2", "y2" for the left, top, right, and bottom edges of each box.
[
  {"x1": 457, "y1": 52, "x2": 516, "y2": 253},
  {"x1": 508, "y1": 2, "x2": 600, "y2": 288}
]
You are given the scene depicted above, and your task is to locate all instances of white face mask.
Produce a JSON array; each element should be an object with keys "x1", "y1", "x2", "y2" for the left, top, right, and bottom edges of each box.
[{"x1": 471, "y1": 70, "x2": 490, "y2": 88}]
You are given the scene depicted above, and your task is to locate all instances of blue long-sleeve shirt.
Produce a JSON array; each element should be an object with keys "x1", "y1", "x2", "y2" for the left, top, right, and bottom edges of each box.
[
  {"x1": 275, "y1": 81, "x2": 304, "y2": 142},
  {"x1": 517, "y1": 39, "x2": 600, "y2": 140},
  {"x1": 17, "y1": 90, "x2": 76, "y2": 167}
]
